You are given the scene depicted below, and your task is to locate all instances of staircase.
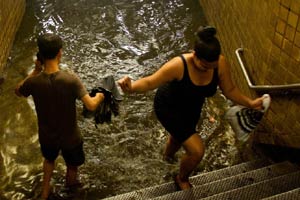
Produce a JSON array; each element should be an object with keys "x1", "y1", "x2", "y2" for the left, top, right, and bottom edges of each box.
[{"x1": 102, "y1": 159, "x2": 300, "y2": 199}]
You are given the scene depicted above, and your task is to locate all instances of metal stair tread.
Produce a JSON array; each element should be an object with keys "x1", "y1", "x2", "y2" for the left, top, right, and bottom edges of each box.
[
  {"x1": 153, "y1": 161, "x2": 299, "y2": 200},
  {"x1": 102, "y1": 159, "x2": 271, "y2": 200},
  {"x1": 261, "y1": 188, "x2": 300, "y2": 200},
  {"x1": 198, "y1": 170, "x2": 300, "y2": 200}
]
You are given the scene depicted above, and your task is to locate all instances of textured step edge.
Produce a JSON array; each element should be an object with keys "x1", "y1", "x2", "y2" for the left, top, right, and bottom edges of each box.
[
  {"x1": 261, "y1": 188, "x2": 300, "y2": 200},
  {"x1": 153, "y1": 161, "x2": 299, "y2": 200},
  {"x1": 141, "y1": 159, "x2": 271, "y2": 199},
  {"x1": 200, "y1": 171, "x2": 300, "y2": 200},
  {"x1": 190, "y1": 158, "x2": 271, "y2": 186},
  {"x1": 102, "y1": 159, "x2": 271, "y2": 200}
]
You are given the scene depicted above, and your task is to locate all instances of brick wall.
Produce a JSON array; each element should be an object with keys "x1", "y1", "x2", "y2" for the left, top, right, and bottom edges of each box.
[
  {"x1": 0, "y1": 0, "x2": 25, "y2": 75},
  {"x1": 199, "y1": 0, "x2": 300, "y2": 148}
]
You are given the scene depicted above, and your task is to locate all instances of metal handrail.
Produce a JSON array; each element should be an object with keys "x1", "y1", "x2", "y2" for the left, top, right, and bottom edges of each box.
[{"x1": 235, "y1": 48, "x2": 300, "y2": 91}]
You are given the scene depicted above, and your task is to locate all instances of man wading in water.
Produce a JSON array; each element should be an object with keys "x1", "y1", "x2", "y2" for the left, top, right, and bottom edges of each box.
[{"x1": 15, "y1": 33, "x2": 105, "y2": 199}]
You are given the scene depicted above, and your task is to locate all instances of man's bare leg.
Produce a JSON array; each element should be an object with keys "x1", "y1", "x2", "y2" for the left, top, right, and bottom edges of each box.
[
  {"x1": 66, "y1": 165, "x2": 79, "y2": 186},
  {"x1": 41, "y1": 159, "x2": 55, "y2": 199}
]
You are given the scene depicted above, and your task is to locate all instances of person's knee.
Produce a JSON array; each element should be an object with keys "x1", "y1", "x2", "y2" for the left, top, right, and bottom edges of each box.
[
  {"x1": 182, "y1": 134, "x2": 205, "y2": 162},
  {"x1": 190, "y1": 147, "x2": 204, "y2": 162},
  {"x1": 185, "y1": 142, "x2": 205, "y2": 162}
]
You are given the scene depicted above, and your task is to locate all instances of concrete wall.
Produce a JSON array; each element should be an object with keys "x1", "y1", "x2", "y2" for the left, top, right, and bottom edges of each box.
[
  {"x1": 0, "y1": 0, "x2": 25, "y2": 76},
  {"x1": 199, "y1": 0, "x2": 300, "y2": 148}
]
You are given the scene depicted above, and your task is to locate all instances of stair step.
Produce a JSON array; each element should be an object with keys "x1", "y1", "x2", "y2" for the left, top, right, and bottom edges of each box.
[
  {"x1": 103, "y1": 159, "x2": 271, "y2": 200},
  {"x1": 153, "y1": 161, "x2": 299, "y2": 200},
  {"x1": 200, "y1": 170, "x2": 300, "y2": 200},
  {"x1": 262, "y1": 188, "x2": 300, "y2": 200}
]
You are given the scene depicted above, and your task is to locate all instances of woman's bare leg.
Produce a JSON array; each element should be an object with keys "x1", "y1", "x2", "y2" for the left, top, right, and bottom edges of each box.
[
  {"x1": 177, "y1": 133, "x2": 205, "y2": 189},
  {"x1": 163, "y1": 135, "x2": 181, "y2": 162}
]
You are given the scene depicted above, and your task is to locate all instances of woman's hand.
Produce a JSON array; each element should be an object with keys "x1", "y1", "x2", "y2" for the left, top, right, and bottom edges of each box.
[
  {"x1": 249, "y1": 96, "x2": 264, "y2": 110},
  {"x1": 117, "y1": 76, "x2": 132, "y2": 93}
]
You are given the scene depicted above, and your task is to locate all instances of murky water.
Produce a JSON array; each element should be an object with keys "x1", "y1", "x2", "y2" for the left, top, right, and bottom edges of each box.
[{"x1": 0, "y1": 0, "x2": 255, "y2": 199}]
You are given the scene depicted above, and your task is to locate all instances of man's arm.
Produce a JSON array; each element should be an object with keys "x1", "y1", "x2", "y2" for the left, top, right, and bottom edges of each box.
[
  {"x1": 15, "y1": 60, "x2": 43, "y2": 97},
  {"x1": 81, "y1": 93, "x2": 105, "y2": 111}
]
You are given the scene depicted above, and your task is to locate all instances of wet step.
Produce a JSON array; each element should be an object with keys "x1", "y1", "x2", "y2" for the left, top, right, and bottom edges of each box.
[
  {"x1": 103, "y1": 159, "x2": 271, "y2": 200},
  {"x1": 200, "y1": 170, "x2": 300, "y2": 200},
  {"x1": 262, "y1": 188, "x2": 300, "y2": 200},
  {"x1": 153, "y1": 161, "x2": 299, "y2": 200}
]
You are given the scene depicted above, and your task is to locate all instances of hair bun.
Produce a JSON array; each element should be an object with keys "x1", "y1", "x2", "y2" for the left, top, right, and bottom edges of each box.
[{"x1": 197, "y1": 26, "x2": 217, "y2": 41}]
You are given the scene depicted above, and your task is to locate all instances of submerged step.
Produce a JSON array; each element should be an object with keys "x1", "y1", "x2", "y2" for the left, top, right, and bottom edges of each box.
[
  {"x1": 153, "y1": 161, "x2": 299, "y2": 200},
  {"x1": 200, "y1": 170, "x2": 300, "y2": 200},
  {"x1": 102, "y1": 159, "x2": 271, "y2": 200}
]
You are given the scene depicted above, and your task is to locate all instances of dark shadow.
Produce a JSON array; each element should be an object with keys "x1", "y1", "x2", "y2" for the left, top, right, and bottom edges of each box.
[{"x1": 254, "y1": 143, "x2": 300, "y2": 164}]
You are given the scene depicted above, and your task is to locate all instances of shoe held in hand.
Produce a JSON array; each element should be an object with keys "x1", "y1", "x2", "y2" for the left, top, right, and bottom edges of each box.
[{"x1": 225, "y1": 94, "x2": 271, "y2": 142}]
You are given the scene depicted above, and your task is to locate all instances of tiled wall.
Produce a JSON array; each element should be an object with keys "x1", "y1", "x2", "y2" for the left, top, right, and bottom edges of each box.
[
  {"x1": 199, "y1": 0, "x2": 300, "y2": 148},
  {"x1": 0, "y1": 0, "x2": 25, "y2": 76}
]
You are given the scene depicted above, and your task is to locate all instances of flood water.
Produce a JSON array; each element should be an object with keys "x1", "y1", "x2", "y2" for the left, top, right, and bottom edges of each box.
[{"x1": 0, "y1": 0, "x2": 256, "y2": 199}]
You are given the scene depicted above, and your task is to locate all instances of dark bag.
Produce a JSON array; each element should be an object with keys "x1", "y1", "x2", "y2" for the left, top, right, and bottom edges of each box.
[{"x1": 82, "y1": 75, "x2": 123, "y2": 127}]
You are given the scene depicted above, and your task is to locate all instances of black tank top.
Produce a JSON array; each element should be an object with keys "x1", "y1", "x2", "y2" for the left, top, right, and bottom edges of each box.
[{"x1": 154, "y1": 55, "x2": 219, "y2": 117}]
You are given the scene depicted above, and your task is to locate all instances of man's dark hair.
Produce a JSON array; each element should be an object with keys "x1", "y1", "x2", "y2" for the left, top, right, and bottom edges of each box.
[
  {"x1": 37, "y1": 33, "x2": 63, "y2": 60},
  {"x1": 36, "y1": 52, "x2": 44, "y2": 64}
]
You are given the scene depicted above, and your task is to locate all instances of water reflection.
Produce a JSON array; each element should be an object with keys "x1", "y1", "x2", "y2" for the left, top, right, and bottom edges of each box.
[{"x1": 0, "y1": 0, "x2": 249, "y2": 199}]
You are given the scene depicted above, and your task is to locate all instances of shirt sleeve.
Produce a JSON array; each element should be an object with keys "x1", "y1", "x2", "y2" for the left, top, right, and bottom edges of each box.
[
  {"x1": 18, "y1": 79, "x2": 32, "y2": 97},
  {"x1": 73, "y1": 74, "x2": 88, "y2": 99}
]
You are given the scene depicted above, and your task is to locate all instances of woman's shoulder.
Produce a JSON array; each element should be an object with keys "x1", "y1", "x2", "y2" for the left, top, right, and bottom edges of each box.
[
  {"x1": 219, "y1": 54, "x2": 226, "y2": 62},
  {"x1": 168, "y1": 52, "x2": 192, "y2": 66},
  {"x1": 181, "y1": 52, "x2": 193, "y2": 59},
  {"x1": 217, "y1": 55, "x2": 231, "y2": 77}
]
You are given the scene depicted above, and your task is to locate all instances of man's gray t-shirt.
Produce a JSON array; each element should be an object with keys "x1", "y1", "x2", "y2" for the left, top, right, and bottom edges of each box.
[{"x1": 19, "y1": 70, "x2": 88, "y2": 149}]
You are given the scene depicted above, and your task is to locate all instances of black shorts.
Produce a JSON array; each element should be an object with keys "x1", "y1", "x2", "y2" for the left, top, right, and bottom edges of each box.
[
  {"x1": 154, "y1": 107, "x2": 199, "y2": 143},
  {"x1": 41, "y1": 142, "x2": 85, "y2": 166}
]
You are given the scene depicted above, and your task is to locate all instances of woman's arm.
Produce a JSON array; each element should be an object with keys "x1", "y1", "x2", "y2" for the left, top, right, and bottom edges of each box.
[
  {"x1": 118, "y1": 56, "x2": 183, "y2": 93},
  {"x1": 218, "y1": 56, "x2": 263, "y2": 109}
]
